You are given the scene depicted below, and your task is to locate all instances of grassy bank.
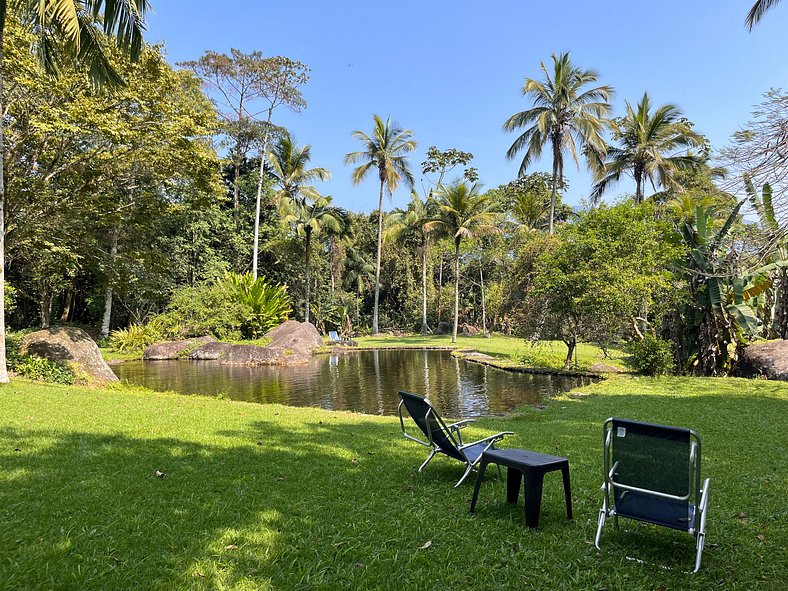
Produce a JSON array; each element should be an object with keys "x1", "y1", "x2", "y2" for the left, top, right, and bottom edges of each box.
[
  {"x1": 1, "y1": 377, "x2": 785, "y2": 590},
  {"x1": 355, "y1": 334, "x2": 629, "y2": 373}
]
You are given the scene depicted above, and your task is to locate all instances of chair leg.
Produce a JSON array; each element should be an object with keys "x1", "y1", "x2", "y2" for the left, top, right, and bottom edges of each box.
[
  {"x1": 693, "y1": 531, "x2": 705, "y2": 573},
  {"x1": 454, "y1": 462, "x2": 475, "y2": 488},
  {"x1": 594, "y1": 508, "x2": 606, "y2": 549},
  {"x1": 418, "y1": 449, "x2": 437, "y2": 473}
]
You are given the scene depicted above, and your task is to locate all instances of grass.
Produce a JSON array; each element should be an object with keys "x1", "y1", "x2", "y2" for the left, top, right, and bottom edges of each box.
[
  {"x1": 355, "y1": 333, "x2": 629, "y2": 373},
  {"x1": 1, "y1": 376, "x2": 785, "y2": 590}
]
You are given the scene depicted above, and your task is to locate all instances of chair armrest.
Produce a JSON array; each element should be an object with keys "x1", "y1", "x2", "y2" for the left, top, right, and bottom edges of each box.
[
  {"x1": 458, "y1": 431, "x2": 514, "y2": 450},
  {"x1": 447, "y1": 419, "x2": 475, "y2": 430}
]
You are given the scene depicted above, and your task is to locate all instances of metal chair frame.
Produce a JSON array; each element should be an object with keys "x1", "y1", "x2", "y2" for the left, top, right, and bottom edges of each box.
[
  {"x1": 594, "y1": 417, "x2": 711, "y2": 573},
  {"x1": 397, "y1": 391, "x2": 512, "y2": 487}
]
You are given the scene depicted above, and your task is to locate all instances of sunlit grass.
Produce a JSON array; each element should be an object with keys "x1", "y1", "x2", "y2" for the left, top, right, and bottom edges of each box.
[{"x1": 1, "y1": 376, "x2": 785, "y2": 589}]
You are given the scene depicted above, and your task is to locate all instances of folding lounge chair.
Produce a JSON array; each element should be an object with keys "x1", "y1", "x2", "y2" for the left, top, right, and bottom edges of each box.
[
  {"x1": 397, "y1": 391, "x2": 513, "y2": 487},
  {"x1": 328, "y1": 330, "x2": 350, "y2": 344},
  {"x1": 594, "y1": 418, "x2": 711, "y2": 573}
]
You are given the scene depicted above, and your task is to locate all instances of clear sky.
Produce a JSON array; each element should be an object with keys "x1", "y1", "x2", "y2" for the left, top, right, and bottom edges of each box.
[{"x1": 145, "y1": 1, "x2": 788, "y2": 212}]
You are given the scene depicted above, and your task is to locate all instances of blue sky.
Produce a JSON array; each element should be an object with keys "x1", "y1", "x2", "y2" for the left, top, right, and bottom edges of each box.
[{"x1": 146, "y1": 1, "x2": 788, "y2": 212}]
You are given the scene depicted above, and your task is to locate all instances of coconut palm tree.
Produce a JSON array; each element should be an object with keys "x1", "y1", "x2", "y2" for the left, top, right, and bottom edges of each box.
[
  {"x1": 384, "y1": 192, "x2": 435, "y2": 334},
  {"x1": 503, "y1": 52, "x2": 613, "y2": 234},
  {"x1": 0, "y1": 0, "x2": 150, "y2": 383},
  {"x1": 344, "y1": 115, "x2": 416, "y2": 334},
  {"x1": 591, "y1": 93, "x2": 705, "y2": 204},
  {"x1": 267, "y1": 132, "x2": 331, "y2": 205},
  {"x1": 747, "y1": 0, "x2": 781, "y2": 29},
  {"x1": 425, "y1": 181, "x2": 500, "y2": 343},
  {"x1": 280, "y1": 194, "x2": 347, "y2": 323}
]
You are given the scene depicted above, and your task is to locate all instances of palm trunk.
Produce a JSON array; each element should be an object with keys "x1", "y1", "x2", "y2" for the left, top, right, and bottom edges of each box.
[
  {"x1": 100, "y1": 228, "x2": 120, "y2": 338},
  {"x1": 437, "y1": 252, "x2": 443, "y2": 323},
  {"x1": 635, "y1": 168, "x2": 644, "y2": 204},
  {"x1": 304, "y1": 226, "x2": 312, "y2": 323},
  {"x1": 549, "y1": 144, "x2": 559, "y2": 235},
  {"x1": 452, "y1": 237, "x2": 460, "y2": 344},
  {"x1": 372, "y1": 179, "x2": 384, "y2": 335},
  {"x1": 480, "y1": 265, "x2": 487, "y2": 336},
  {"x1": 252, "y1": 107, "x2": 274, "y2": 279},
  {"x1": 0, "y1": 16, "x2": 8, "y2": 382},
  {"x1": 420, "y1": 238, "x2": 430, "y2": 334}
]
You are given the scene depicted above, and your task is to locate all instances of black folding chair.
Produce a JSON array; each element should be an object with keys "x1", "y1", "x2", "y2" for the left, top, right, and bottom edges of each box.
[
  {"x1": 397, "y1": 391, "x2": 513, "y2": 487},
  {"x1": 594, "y1": 418, "x2": 711, "y2": 573}
]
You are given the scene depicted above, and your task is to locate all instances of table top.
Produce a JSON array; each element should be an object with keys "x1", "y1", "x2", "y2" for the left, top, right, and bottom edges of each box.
[{"x1": 482, "y1": 448, "x2": 568, "y2": 468}]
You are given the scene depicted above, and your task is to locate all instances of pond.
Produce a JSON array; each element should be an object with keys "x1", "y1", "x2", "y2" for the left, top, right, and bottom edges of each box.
[{"x1": 112, "y1": 349, "x2": 590, "y2": 417}]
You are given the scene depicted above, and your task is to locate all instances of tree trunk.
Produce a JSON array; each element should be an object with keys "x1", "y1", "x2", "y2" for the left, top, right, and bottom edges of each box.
[
  {"x1": 635, "y1": 168, "x2": 644, "y2": 204},
  {"x1": 563, "y1": 334, "x2": 577, "y2": 370},
  {"x1": 777, "y1": 269, "x2": 788, "y2": 339},
  {"x1": 549, "y1": 142, "x2": 559, "y2": 235},
  {"x1": 480, "y1": 265, "x2": 487, "y2": 336},
  {"x1": 60, "y1": 282, "x2": 74, "y2": 322},
  {"x1": 420, "y1": 238, "x2": 430, "y2": 334},
  {"x1": 437, "y1": 252, "x2": 443, "y2": 323},
  {"x1": 304, "y1": 227, "x2": 312, "y2": 323},
  {"x1": 372, "y1": 179, "x2": 384, "y2": 335},
  {"x1": 452, "y1": 238, "x2": 460, "y2": 344},
  {"x1": 100, "y1": 228, "x2": 120, "y2": 338},
  {"x1": 0, "y1": 18, "x2": 8, "y2": 382},
  {"x1": 252, "y1": 107, "x2": 274, "y2": 279},
  {"x1": 233, "y1": 157, "x2": 241, "y2": 212}
]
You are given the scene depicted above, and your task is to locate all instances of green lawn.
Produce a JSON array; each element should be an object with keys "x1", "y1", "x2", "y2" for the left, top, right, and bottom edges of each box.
[
  {"x1": 1, "y1": 376, "x2": 785, "y2": 590},
  {"x1": 355, "y1": 333, "x2": 629, "y2": 372}
]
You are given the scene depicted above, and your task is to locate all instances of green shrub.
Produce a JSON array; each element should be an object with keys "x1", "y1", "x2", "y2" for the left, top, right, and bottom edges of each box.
[
  {"x1": 109, "y1": 324, "x2": 159, "y2": 354},
  {"x1": 6, "y1": 334, "x2": 75, "y2": 384},
  {"x1": 629, "y1": 334, "x2": 675, "y2": 376},
  {"x1": 221, "y1": 273, "x2": 292, "y2": 338}
]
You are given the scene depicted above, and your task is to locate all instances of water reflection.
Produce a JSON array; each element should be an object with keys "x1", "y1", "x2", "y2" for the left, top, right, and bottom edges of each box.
[{"x1": 113, "y1": 350, "x2": 590, "y2": 417}]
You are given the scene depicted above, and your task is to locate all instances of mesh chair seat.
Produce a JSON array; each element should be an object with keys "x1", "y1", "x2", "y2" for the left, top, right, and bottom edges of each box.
[{"x1": 615, "y1": 490, "x2": 696, "y2": 531}]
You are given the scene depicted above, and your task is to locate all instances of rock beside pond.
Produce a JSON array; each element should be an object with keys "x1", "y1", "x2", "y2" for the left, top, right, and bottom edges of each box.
[
  {"x1": 143, "y1": 335, "x2": 215, "y2": 360},
  {"x1": 462, "y1": 324, "x2": 480, "y2": 335},
  {"x1": 188, "y1": 341, "x2": 233, "y2": 360},
  {"x1": 738, "y1": 340, "x2": 788, "y2": 380},
  {"x1": 19, "y1": 326, "x2": 118, "y2": 383},
  {"x1": 221, "y1": 321, "x2": 324, "y2": 366}
]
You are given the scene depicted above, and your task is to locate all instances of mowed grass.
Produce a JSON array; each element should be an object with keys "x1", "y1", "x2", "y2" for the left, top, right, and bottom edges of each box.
[
  {"x1": 356, "y1": 333, "x2": 629, "y2": 372},
  {"x1": 1, "y1": 377, "x2": 786, "y2": 590}
]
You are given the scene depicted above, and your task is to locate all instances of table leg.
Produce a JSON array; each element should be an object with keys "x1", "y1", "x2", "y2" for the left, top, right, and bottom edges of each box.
[
  {"x1": 524, "y1": 469, "x2": 545, "y2": 529},
  {"x1": 469, "y1": 459, "x2": 489, "y2": 513},
  {"x1": 561, "y1": 463, "x2": 573, "y2": 520},
  {"x1": 507, "y1": 468, "x2": 522, "y2": 504}
]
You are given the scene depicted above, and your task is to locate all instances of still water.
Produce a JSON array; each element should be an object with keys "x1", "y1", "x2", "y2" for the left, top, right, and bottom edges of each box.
[{"x1": 113, "y1": 350, "x2": 588, "y2": 417}]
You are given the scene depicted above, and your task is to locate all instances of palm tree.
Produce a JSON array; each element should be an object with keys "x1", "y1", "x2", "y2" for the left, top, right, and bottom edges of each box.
[
  {"x1": 384, "y1": 192, "x2": 435, "y2": 334},
  {"x1": 425, "y1": 181, "x2": 500, "y2": 343},
  {"x1": 344, "y1": 115, "x2": 416, "y2": 334},
  {"x1": 267, "y1": 132, "x2": 331, "y2": 205},
  {"x1": 342, "y1": 247, "x2": 374, "y2": 325},
  {"x1": 0, "y1": 0, "x2": 150, "y2": 383},
  {"x1": 747, "y1": 0, "x2": 781, "y2": 29},
  {"x1": 503, "y1": 52, "x2": 613, "y2": 234},
  {"x1": 280, "y1": 195, "x2": 347, "y2": 323},
  {"x1": 591, "y1": 93, "x2": 705, "y2": 204}
]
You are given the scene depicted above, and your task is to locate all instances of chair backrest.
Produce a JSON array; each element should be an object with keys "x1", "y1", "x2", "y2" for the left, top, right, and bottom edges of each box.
[
  {"x1": 328, "y1": 330, "x2": 339, "y2": 342},
  {"x1": 398, "y1": 391, "x2": 464, "y2": 461}
]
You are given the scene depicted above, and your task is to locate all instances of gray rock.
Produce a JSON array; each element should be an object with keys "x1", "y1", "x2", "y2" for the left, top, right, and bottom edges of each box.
[
  {"x1": 143, "y1": 336, "x2": 215, "y2": 360},
  {"x1": 739, "y1": 340, "x2": 788, "y2": 380},
  {"x1": 221, "y1": 321, "x2": 324, "y2": 366},
  {"x1": 188, "y1": 341, "x2": 233, "y2": 360},
  {"x1": 20, "y1": 326, "x2": 118, "y2": 383}
]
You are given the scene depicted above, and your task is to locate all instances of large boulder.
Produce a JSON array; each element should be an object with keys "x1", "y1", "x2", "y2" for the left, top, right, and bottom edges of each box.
[
  {"x1": 221, "y1": 321, "x2": 324, "y2": 366},
  {"x1": 188, "y1": 341, "x2": 233, "y2": 360},
  {"x1": 738, "y1": 340, "x2": 788, "y2": 380},
  {"x1": 462, "y1": 324, "x2": 480, "y2": 336},
  {"x1": 143, "y1": 336, "x2": 215, "y2": 360},
  {"x1": 19, "y1": 326, "x2": 118, "y2": 383}
]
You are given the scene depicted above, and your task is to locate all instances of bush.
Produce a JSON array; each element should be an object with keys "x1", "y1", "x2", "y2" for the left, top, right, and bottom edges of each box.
[
  {"x1": 6, "y1": 334, "x2": 75, "y2": 384},
  {"x1": 222, "y1": 273, "x2": 292, "y2": 338},
  {"x1": 629, "y1": 334, "x2": 674, "y2": 376},
  {"x1": 109, "y1": 324, "x2": 160, "y2": 354}
]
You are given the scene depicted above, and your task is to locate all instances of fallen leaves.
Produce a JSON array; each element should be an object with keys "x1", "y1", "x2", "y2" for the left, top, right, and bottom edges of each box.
[
  {"x1": 224, "y1": 544, "x2": 238, "y2": 550},
  {"x1": 154, "y1": 470, "x2": 166, "y2": 478},
  {"x1": 419, "y1": 540, "x2": 432, "y2": 550}
]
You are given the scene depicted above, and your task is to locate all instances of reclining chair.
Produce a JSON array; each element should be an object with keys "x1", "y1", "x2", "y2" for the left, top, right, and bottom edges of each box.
[
  {"x1": 397, "y1": 391, "x2": 513, "y2": 487},
  {"x1": 594, "y1": 418, "x2": 711, "y2": 573}
]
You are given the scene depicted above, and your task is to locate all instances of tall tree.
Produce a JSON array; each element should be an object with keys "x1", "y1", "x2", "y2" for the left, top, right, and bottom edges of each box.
[
  {"x1": 384, "y1": 192, "x2": 435, "y2": 334},
  {"x1": 267, "y1": 133, "x2": 330, "y2": 205},
  {"x1": 0, "y1": 0, "x2": 150, "y2": 383},
  {"x1": 591, "y1": 93, "x2": 705, "y2": 204},
  {"x1": 746, "y1": 0, "x2": 782, "y2": 29},
  {"x1": 503, "y1": 52, "x2": 612, "y2": 234},
  {"x1": 425, "y1": 181, "x2": 499, "y2": 343},
  {"x1": 280, "y1": 194, "x2": 346, "y2": 323},
  {"x1": 344, "y1": 115, "x2": 416, "y2": 334},
  {"x1": 250, "y1": 57, "x2": 309, "y2": 280}
]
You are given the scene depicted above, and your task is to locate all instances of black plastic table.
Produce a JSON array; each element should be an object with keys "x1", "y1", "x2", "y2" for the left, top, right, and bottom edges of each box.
[{"x1": 469, "y1": 448, "x2": 573, "y2": 529}]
